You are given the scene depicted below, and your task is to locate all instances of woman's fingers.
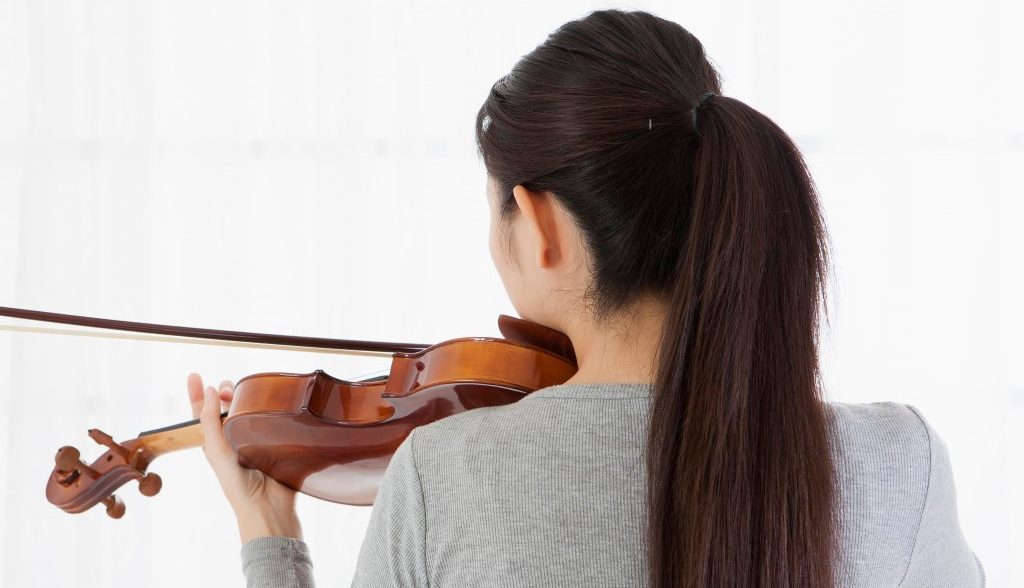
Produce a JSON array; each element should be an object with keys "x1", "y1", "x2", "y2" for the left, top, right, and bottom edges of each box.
[
  {"x1": 189, "y1": 374, "x2": 234, "y2": 415},
  {"x1": 200, "y1": 385, "x2": 235, "y2": 471},
  {"x1": 218, "y1": 380, "x2": 234, "y2": 412},
  {"x1": 188, "y1": 375, "x2": 301, "y2": 539},
  {"x1": 187, "y1": 373, "x2": 205, "y2": 419}
]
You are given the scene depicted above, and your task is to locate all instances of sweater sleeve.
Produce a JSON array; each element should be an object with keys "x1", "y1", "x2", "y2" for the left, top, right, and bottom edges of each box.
[
  {"x1": 240, "y1": 535, "x2": 316, "y2": 588},
  {"x1": 900, "y1": 405, "x2": 986, "y2": 587},
  {"x1": 351, "y1": 429, "x2": 430, "y2": 587}
]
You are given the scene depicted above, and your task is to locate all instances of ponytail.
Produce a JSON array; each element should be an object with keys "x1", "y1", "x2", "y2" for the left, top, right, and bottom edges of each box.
[
  {"x1": 474, "y1": 9, "x2": 838, "y2": 587},
  {"x1": 647, "y1": 95, "x2": 837, "y2": 587}
]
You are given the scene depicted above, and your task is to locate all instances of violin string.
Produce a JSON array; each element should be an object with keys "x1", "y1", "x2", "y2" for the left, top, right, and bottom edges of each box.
[
  {"x1": 346, "y1": 368, "x2": 392, "y2": 382},
  {"x1": 0, "y1": 323, "x2": 397, "y2": 358}
]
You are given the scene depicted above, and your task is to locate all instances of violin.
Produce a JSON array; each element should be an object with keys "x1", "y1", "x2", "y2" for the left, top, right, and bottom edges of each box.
[{"x1": 0, "y1": 306, "x2": 577, "y2": 519}]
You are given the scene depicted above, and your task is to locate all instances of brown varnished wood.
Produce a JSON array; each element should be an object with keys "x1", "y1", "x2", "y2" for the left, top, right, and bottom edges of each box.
[
  {"x1": 44, "y1": 423, "x2": 209, "y2": 514},
  {"x1": 135, "y1": 421, "x2": 206, "y2": 458},
  {"x1": 44, "y1": 315, "x2": 577, "y2": 516},
  {"x1": 498, "y1": 314, "x2": 576, "y2": 365}
]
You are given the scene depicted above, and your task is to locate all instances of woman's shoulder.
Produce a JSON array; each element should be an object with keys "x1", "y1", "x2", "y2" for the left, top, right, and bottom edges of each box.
[
  {"x1": 407, "y1": 400, "x2": 524, "y2": 456},
  {"x1": 408, "y1": 382, "x2": 650, "y2": 452},
  {"x1": 824, "y1": 400, "x2": 985, "y2": 586},
  {"x1": 825, "y1": 399, "x2": 931, "y2": 442},
  {"x1": 823, "y1": 400, "x2": 934, "y2": 491},
  {"x1": 823, "y1": 401, "x2": 929, "y2": 438}
]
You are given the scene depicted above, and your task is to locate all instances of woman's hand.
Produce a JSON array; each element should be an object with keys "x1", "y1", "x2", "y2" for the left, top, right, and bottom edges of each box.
[{"x1": 187, "y1": 372, "x2": 303, "y2": 544}]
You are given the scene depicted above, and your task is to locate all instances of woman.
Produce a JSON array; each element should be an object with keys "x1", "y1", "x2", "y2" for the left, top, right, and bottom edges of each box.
[{"x1": 187, "y1": 9, "x2": 985, "y2": 587}]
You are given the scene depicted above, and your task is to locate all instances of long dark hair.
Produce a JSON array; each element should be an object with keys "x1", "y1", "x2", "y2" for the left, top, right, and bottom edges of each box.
[{"x1": 474, "y1": 9, "x2": 838, "y2": 587}]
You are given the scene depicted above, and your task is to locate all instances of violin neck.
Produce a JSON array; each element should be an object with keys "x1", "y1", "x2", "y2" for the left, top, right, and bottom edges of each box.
[{"x1": 132, "y1": 412, "x2": 228, "y2": 458}]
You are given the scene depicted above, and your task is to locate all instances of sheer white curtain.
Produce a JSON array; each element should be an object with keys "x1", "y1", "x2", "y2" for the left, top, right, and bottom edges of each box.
[{"x1": 0, "y1": 0, "x2": 1019, "y2": 586}]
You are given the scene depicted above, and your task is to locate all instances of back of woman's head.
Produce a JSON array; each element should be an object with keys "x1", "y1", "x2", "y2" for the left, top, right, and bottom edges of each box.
[{"x1": 475, "y1": 9, "x2": 838, "y2": 588}]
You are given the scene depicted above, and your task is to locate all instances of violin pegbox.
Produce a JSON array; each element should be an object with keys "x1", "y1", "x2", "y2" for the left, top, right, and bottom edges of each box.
[{"x1": 47, "y1": 428, "x2": 162, "y2": 518}]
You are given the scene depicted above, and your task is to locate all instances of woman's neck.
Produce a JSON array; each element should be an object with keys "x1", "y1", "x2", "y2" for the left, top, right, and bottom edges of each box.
[{"x1": 559, "y1": 295, "x2": 668, "y2": 385}]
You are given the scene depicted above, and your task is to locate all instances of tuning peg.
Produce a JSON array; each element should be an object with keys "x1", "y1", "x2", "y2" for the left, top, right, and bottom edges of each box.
[
  {"x1": 54, "y1": 446, "x2": 99, "y2": 479},
  {"x1": 102, "y1": 495, "x2": 125, "y2": 519},
  {"x1": 88, "y1": 429, "x2": 129, "y2": 460},
  {"x1": 137, "y1": 472, "x2": 162, "y2": 497}
]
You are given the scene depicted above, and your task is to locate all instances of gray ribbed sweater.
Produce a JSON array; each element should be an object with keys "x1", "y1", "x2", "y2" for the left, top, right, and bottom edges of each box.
[{"x1": 239, "y1": 382, "x2": 985, "y2": 587}]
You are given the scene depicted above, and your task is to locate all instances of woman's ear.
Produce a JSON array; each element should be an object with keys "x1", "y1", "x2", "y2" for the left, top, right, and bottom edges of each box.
[{"x1": 511, "y1": 185, "x2": 565, "y2": 269}]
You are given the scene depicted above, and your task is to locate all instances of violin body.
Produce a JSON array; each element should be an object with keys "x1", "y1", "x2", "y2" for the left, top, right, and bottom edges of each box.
[
  {"x1": 43, "y1": 314, "x2": 577, "y2": 516},
  {"x1": 227, "y1": 333, "x2": 576, "y2": 505}
]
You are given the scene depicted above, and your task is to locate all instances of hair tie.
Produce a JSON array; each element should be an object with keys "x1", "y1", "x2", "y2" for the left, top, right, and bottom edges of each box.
[
  {"x1": 691, "y1": 91, "x2": 717, "y2": 133},
  {"x1": 645, "y1": 92, "x2": 719, "y2": 132},
  {"x1": 695, "y1": 91, "x2": 717, "y2": 108}
]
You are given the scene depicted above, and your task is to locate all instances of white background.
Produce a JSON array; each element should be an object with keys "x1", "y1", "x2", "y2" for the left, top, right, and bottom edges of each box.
[{"x1": 0, "y1": 0, "x2": 1020, "y2": 586}]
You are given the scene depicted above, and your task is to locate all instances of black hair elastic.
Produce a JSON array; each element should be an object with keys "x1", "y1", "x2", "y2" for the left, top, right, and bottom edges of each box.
[
  {"x1": 691, "y1": 91, "x2": 717, "y2": 133},
  {"x1": 645, "y1": 91, "x2": 719, "y2": 132}
]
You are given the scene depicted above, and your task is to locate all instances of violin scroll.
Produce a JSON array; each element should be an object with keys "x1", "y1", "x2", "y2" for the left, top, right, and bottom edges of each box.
[{"x1": 47, "y1": 428, "x2": 162, "y2": 518}]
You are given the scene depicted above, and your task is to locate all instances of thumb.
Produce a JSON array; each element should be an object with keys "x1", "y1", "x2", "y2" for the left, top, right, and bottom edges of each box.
[{"x1": 200, "y1": 385, "x2": 234, "y2": 468}]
